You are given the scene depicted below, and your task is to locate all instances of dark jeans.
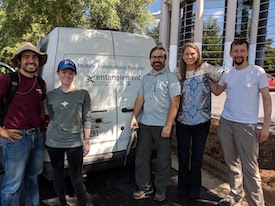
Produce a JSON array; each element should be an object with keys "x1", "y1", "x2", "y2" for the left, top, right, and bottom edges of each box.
[
  {"x1": 135, "y1": 123, "x2": 172, "y2": 191},
  {"x1": 47, "y1": 146, "x2": 87, "y2": 206},
  {"x1": 175, "y1": 120, "x2": 210, "y2": 198}
]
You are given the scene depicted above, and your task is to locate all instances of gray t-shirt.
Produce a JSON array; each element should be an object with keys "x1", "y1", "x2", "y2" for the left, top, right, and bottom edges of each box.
[
  {"x1": 45, "y1": 87, "x2": 91, "y2": 148},
  {"x1": 138, "y1": 68, "x2": 181, "y2": 126}
]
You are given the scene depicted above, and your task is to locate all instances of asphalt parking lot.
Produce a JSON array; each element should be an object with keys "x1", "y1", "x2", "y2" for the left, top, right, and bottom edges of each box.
[{"x1": 41, "y1": 163, "x2": 223, "y2": 206}]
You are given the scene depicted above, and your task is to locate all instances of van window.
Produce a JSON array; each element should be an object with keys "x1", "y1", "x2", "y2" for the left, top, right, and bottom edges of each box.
[{"x1": 0, "y1": 62, "x2": 15, "y2": 75}]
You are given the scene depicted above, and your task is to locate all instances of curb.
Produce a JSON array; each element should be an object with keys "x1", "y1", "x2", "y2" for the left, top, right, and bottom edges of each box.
[
  {"x1": 171, "y1": 153, "x2": 245, "y2": 205},
  {"x1": 203, "y1": 154, "x2": 275, "y2": 206}
]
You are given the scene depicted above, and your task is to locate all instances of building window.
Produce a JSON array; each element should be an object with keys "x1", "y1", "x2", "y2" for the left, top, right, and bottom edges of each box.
[
  {"x1": 178, "y1": 1, "x2": 196, "y2": 59},
  {"x1": 177, "y1": 0, "x2": 275, "y2": 71},
  {"x1": 178, "y1": 0, "x2": 226, "y2": 66},
  {"x1": 256, "y1": 0, "x2": 275, "y2": 73},
  {"x1": 235, "y1": 0, "x2": 252, "y2": 39},
  {"x1": 202, "y1": 0, "x2": 225, "y2": 66}
]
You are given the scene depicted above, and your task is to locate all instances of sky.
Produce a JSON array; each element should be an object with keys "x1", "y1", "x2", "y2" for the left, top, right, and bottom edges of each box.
[{"x1": 148, "y1": 0, "x2": 161, "y2": 13}]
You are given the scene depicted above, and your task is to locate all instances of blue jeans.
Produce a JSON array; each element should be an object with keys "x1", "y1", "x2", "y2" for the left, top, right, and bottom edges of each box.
[
  {"x1": 1, "y1": 130, "x2": 44, "y2": 206},
  {"x1": 176, "y1": 120, "x2": 210, "y2": 198}
]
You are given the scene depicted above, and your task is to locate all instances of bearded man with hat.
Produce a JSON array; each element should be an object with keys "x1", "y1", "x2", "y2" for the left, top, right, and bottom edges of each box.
[{"x1": 0, "y1": 42, "x2": 47, "y2": 206}]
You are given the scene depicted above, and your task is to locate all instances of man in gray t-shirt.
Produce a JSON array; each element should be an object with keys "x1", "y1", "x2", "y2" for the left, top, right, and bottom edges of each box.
[{"x1": 130, "y1": 46, "x2": 181, "y2": 202}]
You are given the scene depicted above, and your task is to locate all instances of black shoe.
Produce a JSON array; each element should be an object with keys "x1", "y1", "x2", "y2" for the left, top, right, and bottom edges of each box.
[
  {"x1": 188, "y1": 193, "x2": 200, "y2": 201},
  {"x1": 177, "y1": 191, "x2": 188, "y2": 201},
  {"x1": 154, "y1": 190, "x2": 166, "y2": 202}
]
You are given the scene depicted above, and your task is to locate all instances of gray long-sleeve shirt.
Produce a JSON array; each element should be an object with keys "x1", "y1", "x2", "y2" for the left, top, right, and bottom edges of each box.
[{"x1": 45, "y1": 87, "x2": 91, "y2": 148}]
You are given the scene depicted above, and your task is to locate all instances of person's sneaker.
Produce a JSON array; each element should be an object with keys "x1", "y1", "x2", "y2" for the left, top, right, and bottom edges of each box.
[
  {"x1": 188, "y1": 194, "x2": 200, "y2": 201},
  {"x1": 132, "y1": 188, "x2": 154, "y2": 200},
  {"x1": 154, "y1": 190, "x2": 166, "y2": 202},
  {"x1": 217, "y1": 195, "x2": 242, "y2": 206}
]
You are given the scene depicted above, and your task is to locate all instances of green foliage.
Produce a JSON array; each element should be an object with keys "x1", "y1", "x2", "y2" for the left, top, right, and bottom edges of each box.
[
  {"x1": 87, "y1": 0, "x2": 121, "y2": 30},
  {"x1": 117, "y1": 0, "x2": 155, "y2": 33},
  {"x1": 0, "y1": 0, "x2": 155, "y2": 63}
]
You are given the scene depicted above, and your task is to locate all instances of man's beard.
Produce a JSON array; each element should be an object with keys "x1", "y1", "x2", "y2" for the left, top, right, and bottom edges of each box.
[
  {"x1": 152, "y1": 62, "x2": 164, "y2": 70},
  {"x1": 234, "y1": 58, "x2": 244, "y2": 66},
  {"x1": 21, "y1": 65, "x2": 37, "y2": 74}
]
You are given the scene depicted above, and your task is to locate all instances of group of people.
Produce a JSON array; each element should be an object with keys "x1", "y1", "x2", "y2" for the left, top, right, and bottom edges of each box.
[
  {"x1": 0, "y1": 42, "x2": 90, "y2": 206},
  {"x1": 0, "y1": 39, "x2": 272, "y2": 206},
  {"x1": 130, "y1": 39, "x2": 272, "y2": 206}
]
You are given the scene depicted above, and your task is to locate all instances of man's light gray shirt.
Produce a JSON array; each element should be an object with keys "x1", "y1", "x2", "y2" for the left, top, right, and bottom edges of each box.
[{"x1": 138, "y1": 68, "x2": 181, "y2": 126}]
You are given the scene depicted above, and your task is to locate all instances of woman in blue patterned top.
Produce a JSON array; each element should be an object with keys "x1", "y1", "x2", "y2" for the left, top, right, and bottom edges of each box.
[{"x1": 175, "y1": 42, "x2": 221, "y2": 201}]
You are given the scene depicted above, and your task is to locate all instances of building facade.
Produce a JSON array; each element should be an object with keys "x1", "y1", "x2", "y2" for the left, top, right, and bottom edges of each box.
[{"x1": 159, "y1": 0, "x2": 275, "y2": 72}]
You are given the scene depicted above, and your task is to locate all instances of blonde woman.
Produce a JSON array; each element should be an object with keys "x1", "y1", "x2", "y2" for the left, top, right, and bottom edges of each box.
[{"x1": 175, "y1": 43, "x2": 221, "y2": 201}]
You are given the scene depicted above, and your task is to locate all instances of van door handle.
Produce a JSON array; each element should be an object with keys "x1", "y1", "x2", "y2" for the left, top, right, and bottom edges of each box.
[
  {"x1": 91, "y1": 118, "x2": 102, "y2": 123},
  {"x1": 122, "y1": 108, "x2": 134, "y2": 113}
]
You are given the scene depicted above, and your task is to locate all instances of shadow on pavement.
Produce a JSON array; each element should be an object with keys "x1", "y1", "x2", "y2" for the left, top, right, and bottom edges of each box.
[{"x1": 41, "y1": 165, "x2": 221, "y2": 206}]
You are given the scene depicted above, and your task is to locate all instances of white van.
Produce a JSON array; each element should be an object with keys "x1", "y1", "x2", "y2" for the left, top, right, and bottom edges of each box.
[{"x1": 38, "y1": 27, "x2": 156, "y2": 179}]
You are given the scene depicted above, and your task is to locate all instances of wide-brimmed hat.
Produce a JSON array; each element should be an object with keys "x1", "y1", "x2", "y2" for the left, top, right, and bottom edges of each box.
[
  {"x1": 57, "y1": 59, "x2": 77, "y2": 74},
  {"x1": 11, "y1": 42, "x2": 47, "y2": 67}
]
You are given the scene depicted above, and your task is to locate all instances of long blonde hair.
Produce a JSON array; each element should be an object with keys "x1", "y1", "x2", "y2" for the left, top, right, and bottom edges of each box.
[{"x1": 178, "y1": 42, "x2": 202, "y2": 81}]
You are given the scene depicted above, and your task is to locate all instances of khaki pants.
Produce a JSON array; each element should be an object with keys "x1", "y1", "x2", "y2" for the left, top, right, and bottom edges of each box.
[
  {"x1": 218, "y1": 117, "x2": 265, "y2": 206},
  {"x1": 135, "y1": 123, "x2": 172, "y2": 191}
]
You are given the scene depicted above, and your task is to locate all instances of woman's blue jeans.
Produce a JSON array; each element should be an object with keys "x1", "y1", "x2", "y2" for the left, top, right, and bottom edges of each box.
[
  {"x1": 175, "y1": 120, "x2": 210, "y2": 198},
  {"x1": 1, "y1": 130, "x2": 44, "y2": 206}
]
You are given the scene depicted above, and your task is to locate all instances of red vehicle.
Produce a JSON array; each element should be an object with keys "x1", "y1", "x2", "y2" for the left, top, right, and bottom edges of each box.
[{"x1": 267, "y1": 73, "x2": 275, "y2": 91}]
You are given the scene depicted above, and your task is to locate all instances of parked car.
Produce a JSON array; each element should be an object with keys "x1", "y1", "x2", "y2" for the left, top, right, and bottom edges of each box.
[
  {"x1": 0, "y1": 62, "x2": 15, "y2": 74},
  {"x1": 267, "y1": 73, "x2": 275, "y2": 91}
]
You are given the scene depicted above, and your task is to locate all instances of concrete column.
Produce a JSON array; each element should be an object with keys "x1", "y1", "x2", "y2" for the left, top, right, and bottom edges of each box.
[
  {"x1": 249, "y1": 0, "x2": 260, "y2": 65},
  {"x1": 223, "y1": 0, "x2": 237, "y2": 68},
  {"x1": 194, "y1": 0, "x2": 204, "y2": 55},
  {"x1": 159, "y1": 0, "x2": 169, "y2": 49},
  {"x1": 169, "y1": 0, "x2": 180, "y2": 72}
]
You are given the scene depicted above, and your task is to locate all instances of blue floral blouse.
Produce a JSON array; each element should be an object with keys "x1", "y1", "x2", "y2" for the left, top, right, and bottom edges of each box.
[{"x1": 176, "y1": 62, "x2": 221, "y2": 126}]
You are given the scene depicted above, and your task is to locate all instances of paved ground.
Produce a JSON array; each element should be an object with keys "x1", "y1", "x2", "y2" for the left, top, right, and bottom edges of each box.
[
  {"x1": 40, "y1": 155, "x2": 249, "y2": 206},
  {"x1": 41, "y1": 166, "x2": 221, "y2": 206}
]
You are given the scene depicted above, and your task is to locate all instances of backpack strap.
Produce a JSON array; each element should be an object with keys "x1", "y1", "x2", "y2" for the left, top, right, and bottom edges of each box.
[
  {"x1": 37, "y1": 76, "x2": 46, "y2": 100},
  {"x1": 0, "y1": 72, "x2": 19, "y2": 125}
]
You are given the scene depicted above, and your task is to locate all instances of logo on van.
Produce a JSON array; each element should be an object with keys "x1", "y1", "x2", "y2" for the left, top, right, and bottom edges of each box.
[
  {"x1": 86, "y1": 74, "x2": 141, "y2": 85},
  {"x1": 86, "y1": 75, "x2": 95, "y2": 83}
]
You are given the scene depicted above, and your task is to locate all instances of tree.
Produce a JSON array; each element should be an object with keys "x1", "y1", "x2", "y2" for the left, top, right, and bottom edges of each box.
[
  {"x1": 0, "y1": 0, "x2": 155, "y2": 63},
  {"x1": 87, "y1": 0, "x2": 121, "y2": 30},
  {"x1": 117, "y1": 0, "x2": 155, "y2": 33}
]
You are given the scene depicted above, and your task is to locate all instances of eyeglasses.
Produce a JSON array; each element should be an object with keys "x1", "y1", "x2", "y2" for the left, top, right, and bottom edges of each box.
[{"x1": 150, "y1": 56, "x2": 165, "y2": 60}]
